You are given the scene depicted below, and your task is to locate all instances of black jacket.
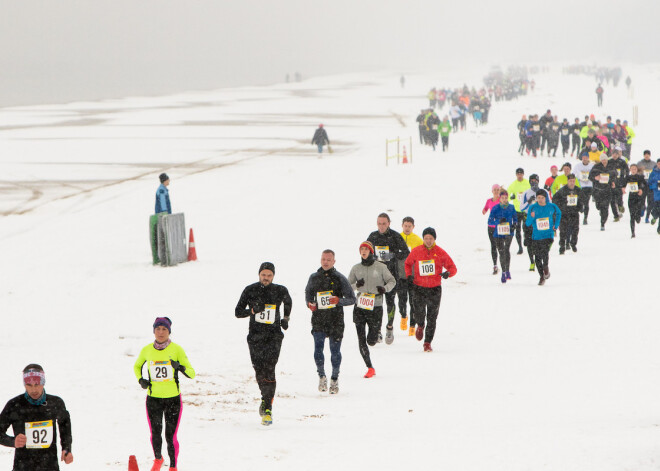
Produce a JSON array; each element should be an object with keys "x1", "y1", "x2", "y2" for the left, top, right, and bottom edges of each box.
[
  {"x1": 0, "y1": 393, "x2": 72, "y2": 471},
  {"x1": 589, "y1": 163, "x2": 618, "y2": 192},
  {"x1": 559, "y1": 123, "x2": 572, "y2": 140},
  {"x1": 610, "y1": 157, "x2": 629, "y2": 187},
  {"x1": 311, "y1": 128, "x2": 329, "y2": 145},
  {"x1": 235, "y1": 282, "x2": 292, "y2": 341},
  {"x1": 625, "y1": 174, "x2": 647, "y2": 202},
  {"x1": 553, "y1": 185, "x2": 583, "y2": 215},
  {"x1": 367, "y1": 228, "x2": 410, "y2": 278},
  {"x1": 304, "y1": 267, "x2": 356, "y2": 340}
]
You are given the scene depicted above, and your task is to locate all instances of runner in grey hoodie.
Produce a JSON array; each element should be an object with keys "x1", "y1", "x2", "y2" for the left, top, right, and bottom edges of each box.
[{"x1": 347, "y1": 241, "x2": 396, "y2": 378}]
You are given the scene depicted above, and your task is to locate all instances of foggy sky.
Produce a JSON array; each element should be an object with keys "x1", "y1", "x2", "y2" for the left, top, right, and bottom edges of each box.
[{"x1": 1, "y1": 0, "x2": 659, "y2": 106}]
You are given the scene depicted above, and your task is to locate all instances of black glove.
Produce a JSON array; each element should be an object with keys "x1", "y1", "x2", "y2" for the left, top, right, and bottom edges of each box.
[
  {"x1": 280, "y1": 316, "x2": 289, "y2": 330},
  {"x1": 377, "y1": 286, "x2": 386, "y2": 294},
  {"x1": 500, "y1": 218, "x2": 507, "y2": 223},
  {"x1": 250, "y1": 301, "x2": 265, "y2": 314},
  {"x1": 407, "y1": 275, "x2": 414, "y2": 284},
  {"x1": 139, "y1": 378, "x2": 151, "y2": 389},
  {"x1": 441, "y1": 271, "x2": 450, "y2": 279},
  {"x1": 356, "y1": 278, "x2": 365, "y2": 288},
  {"x1": 171, "y1": 360, "x2": 185, "y2": 373}
]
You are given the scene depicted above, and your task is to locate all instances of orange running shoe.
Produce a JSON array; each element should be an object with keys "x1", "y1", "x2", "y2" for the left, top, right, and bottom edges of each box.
[
  {"x1": 150, "y1": 458, "x2": 164, "y2": 471},
  {"x1": 363, "y1": 368, "x2": 376, "y2": 378}
]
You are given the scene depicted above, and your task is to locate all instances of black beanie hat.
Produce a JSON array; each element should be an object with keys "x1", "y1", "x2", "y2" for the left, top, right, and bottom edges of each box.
[
  {"x1": 536, "y1": 189, "x2": 547, "y2": 197},
  {"x1": 159, "y1": 173, "x2": 169, "y2": 183},
  {"x1": 422, "y1": 227, "x2": 436, "y2": 239},
  {"x1": 259, "y1": 262, "x2": 275, "y2": 275}
]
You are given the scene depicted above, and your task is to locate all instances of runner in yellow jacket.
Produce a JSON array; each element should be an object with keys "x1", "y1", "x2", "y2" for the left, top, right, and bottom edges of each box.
[
  {"x1": 398, "y1": 217, "x2": 424, "y2": 334},
  {"x1": 134, "y1": 317, "x2": 195, "y2": 471}
]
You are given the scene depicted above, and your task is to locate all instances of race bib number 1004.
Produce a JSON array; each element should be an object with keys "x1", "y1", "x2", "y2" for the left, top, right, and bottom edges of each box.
[
  {"x1": 25, "y1": 420, "x2": 53, "y2": 449},
  {"x1": 357, "y1": 293, "x2": 375, "y2": 311}
]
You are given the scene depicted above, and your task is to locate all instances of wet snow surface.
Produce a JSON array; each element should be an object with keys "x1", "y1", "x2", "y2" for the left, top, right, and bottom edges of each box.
[{"x1": 1, "y1": 66, "x2": 659, "y2": 470}]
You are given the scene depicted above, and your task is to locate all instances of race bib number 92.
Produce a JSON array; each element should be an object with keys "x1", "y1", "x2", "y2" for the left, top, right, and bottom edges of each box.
[{"x1": 25, "y1": 420, "x2": 53, "y2": 449}]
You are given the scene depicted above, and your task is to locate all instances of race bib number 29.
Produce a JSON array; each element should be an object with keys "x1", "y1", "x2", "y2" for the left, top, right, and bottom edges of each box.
[
  {"x1": 149, "y1": 361, "x2": 173, "y2": 382},
  {"x1": 25, "y1": 420, "x2": 53, "y2": 449}
]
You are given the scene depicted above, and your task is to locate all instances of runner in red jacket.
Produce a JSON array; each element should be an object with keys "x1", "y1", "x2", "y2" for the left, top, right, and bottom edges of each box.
[{"x1": 404, "y1": 227, "x2": 457, "y2": 352}]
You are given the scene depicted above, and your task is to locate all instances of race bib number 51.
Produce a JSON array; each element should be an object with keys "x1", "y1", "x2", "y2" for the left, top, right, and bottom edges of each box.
[
  {"x1": 25, "y1": 420, "x2": 53, "y2": 449},
  {"x1": 255, "y1": 304, "x2": 276, "y2": 324},
  {"x1": 536, "y1": 217, "x2": 550, "y2": 231},
  {"x1": 357, "y1": 293, "x2": 375, "y2": 311},
  {"x1": 317, "y1": 291, "x2": 336, "y2": 310},
  {"x1": 149, "y1": 360, "x2": 173, "y2": 382}
]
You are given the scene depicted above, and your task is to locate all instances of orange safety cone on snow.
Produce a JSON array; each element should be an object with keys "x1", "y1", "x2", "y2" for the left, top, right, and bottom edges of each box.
[
  {"x1": 187, "y1": 228, "x2": 197, "y2": 261},
  {"x1": 402, "y1": 146, "x2": 409, "y2": 164},
  {"x1": 128, "y1": 455, "x2": 139, "y2": 471}
]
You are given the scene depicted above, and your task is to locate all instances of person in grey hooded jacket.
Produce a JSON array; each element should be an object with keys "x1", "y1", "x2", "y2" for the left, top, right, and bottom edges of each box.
[{"x1": 347, "y1": 241, "x2": 396, "y2": 379}]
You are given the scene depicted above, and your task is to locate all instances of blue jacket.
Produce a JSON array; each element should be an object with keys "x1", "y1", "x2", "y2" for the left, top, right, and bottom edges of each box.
[
  {"x1": 155, "y1": 184, "x2": 171, "y2": 214},
  {"x1": 488, "y1": 203, "x2": 518, "y2": 238},
  {"x1": 649, "y1": 168, "x2": 660, "y2": 201},
  {"x1": 525, "y1": 202, "x2": 561, "y2": 240}
]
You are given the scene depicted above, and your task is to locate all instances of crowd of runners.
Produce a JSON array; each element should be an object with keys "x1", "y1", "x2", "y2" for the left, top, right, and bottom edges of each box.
[
  {"x1": 483, "y1": 157, "x2": 660, "y2": 286},
  {"x1": 516, "y1": 111, "x2": 636, "y2": 159}
]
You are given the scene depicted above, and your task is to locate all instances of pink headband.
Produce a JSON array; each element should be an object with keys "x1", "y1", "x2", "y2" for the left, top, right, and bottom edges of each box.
[{"x1": 23, "y1": 370, "x2": 45, "y2": 386}]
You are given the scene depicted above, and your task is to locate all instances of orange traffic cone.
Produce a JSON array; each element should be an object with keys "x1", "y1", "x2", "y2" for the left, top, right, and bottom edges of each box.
[
  {"x1": 128, "y1": 455, "x2": 139, "y2": 471},
  {"x1": 187, "y1": 228, "x2": 197, "y2": 261},
  {"x1": 402, "y1": 146, "x2": 409, "y2": 164}
]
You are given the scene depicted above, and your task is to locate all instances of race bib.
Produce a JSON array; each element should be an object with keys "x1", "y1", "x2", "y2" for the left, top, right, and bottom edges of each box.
[
  {"x1": 644, "y1": 169, "x2": 651, "y2": 180},
  {"x1": 567, "y1": 195, "x2": 578, "y2": 206},
  {"x1": 574, "y1": 129, "x2": 579, "y2": 134},
  {"x1": 600, "y1": 173, "x2": 610, "y2": 184},
  {"x1": 255, "y1": 304, "x2": 276, "y2": 324},
  {"x1": 536, "y1": 217, "x2": 550, "y2": 231},
  {"x1": 432, "y1": 124, "x2": 438, "y2": 130},
  {"x1": 357, "y1": 293, "x2": 375, "y2": 311},
  {"x1": 25, "y1": 420, "x2": 53, "y2": 449},
  {"x1": 375, "y1": 246, "x2": 389, "y2": 261},
  {"x1": 149, "y1": 360, "x2": 174, "y2": 382},
  {"x1": 628, "y1": 182, "x2": 638, "y2": 192},
  {"x1": 441, "y1": 127, "x2": 448, "y2": 133},
  {"x1": 317, "y1": 291, "x2": 336, "y2": 310},
  {"x1": 419, "y1": 260, "x2": 436, "y2": 276},
  {"x1": 533, "y1": 125, "x2": 540, "y2": 132},
  {"x1": 497, "y1": 223, "x2": 510, "y2": 236},
  {"x1": 517, "y1": 192, "x2": 524, "y2": 202},
  {"x1": 580, "y1": 171, "x2": 589, "y2": 181},
  {"x1": 616, "y1": 169, "x2": 621, "y2": 178},
  {"x1": 562, "y1": 129, "x2": 569, "y2": 135}
]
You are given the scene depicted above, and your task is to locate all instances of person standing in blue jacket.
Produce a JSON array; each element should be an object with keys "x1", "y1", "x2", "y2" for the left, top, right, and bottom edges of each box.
[
  {"x1": 488, "y1": 189, "x2": 517, "y2": 284},
  {"x1": 155, "y1": 173, "x2": 171, "y2": 215},
  {"x1": 526, "y1": 190, "x2": 562, "y2": 286},
  {"x1": 649, "y1": 159, "x2": 660, "y2": 234}
]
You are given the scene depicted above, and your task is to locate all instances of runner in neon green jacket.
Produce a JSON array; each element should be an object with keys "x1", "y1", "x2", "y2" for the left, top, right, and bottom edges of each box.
[{"x1": 133, "y1": 317, "x2": 195, "y2": 470}]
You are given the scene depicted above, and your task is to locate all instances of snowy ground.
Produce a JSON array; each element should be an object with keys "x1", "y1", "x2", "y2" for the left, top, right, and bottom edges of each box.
[{"x1": 1, "y1": 65, "x2": 659, "y2": 471}]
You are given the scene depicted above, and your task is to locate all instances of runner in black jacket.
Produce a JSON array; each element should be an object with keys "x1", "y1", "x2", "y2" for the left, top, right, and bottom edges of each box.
[
  {"x1": 0, "y1": 364, "x2": 73, "y2": 471},
  {"x1": 367, "y1": 213, "x2": 409, "y2": 344},
  {"x1": 235, "y1": 262, "x2": 292, "y2": 425},
  {"x1": 304, "y1": 250, "x2": 356, "y2": 394},
  {"x1": 552, "y1": 175, "x2": 583, "y2": 253},
  {"x1": 589, "y1": 155, "x2": 618, "y2": 230},
  {"x1": 625, "y1": 164, "x2": 647, "y2": 237}
]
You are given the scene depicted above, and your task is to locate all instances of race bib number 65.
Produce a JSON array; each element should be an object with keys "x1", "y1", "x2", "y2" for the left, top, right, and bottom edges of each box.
[
  {"x1": 25, "y1": 420, "x2": 53, "y2": 449},
  {"x1": 317, "y1": 291, "x2": 336, "y2": 310}
]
